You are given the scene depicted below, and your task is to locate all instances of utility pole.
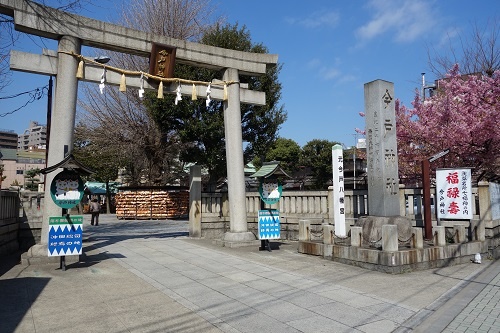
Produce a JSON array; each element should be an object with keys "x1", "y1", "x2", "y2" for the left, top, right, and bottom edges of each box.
[
  {"x1": 421, "y1": 72, "x2": 435, "y2": 102},
  {"x1": 352, "y1": 133, "x2": 358, "y2": 190}
]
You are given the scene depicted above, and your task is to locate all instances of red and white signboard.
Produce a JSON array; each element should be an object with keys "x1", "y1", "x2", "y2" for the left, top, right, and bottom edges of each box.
[{"x1": 436, "y1": 168, "x2": 472, "y2": 219}]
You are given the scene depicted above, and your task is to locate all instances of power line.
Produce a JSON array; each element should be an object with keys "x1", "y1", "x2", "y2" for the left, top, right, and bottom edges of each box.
[{"x1": 0, "y1": 85, "x2": 48, "y2": 117}]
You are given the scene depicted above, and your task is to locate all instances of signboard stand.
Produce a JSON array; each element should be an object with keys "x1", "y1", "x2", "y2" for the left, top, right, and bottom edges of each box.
[
  {"x1": 60, "y1": 208, "x2": 68, "y2": 271},
  {"x1": 41, "y1": 152, "x2": 93, "y2": 271},
  {"x1": 250, "y1": 161, "x2": 290, "y2": 252},
  {"x1": 260, "y1": 236, "x2": 271, "y2": 252},
  {"x1": 61, "y1": 208, "x2": 66, "y2": 271},
  {"x1": 422, "y1": 149, "x2": 450, "y2": 239}
]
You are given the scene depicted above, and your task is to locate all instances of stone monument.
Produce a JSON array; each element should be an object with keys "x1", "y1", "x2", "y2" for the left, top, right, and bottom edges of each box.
[
  {"x1": 355, "y1": 80, "x2": 411, "y2": 245},
  {"x1": 364, "y1": 80, "x2": 400, "y2": 217}
]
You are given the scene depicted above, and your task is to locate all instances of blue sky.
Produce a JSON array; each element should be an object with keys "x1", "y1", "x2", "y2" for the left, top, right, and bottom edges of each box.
[{"x1": 1, "y1": 0, "x2": 498, "y2": 148}]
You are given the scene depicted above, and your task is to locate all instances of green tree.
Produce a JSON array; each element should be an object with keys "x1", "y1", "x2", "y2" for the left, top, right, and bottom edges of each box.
[
  {"x1": 148, "y1": 23, "x2": 286, "y2": 188},
  {"x1": 264, "y1": 137, "x2": 301, "y2": 176},
  {"x1": 73, "y1": 123, "x2": 127, "y2": 213},
  {"x1": 300, "y1": 139, "x2": 340, "y2": 190},
  {"x1": 24, "y1": 168, "x2": 41, "y2": 191},
  {"x1": 0, "y1": 163, "x2": 6, "y2": 188}
]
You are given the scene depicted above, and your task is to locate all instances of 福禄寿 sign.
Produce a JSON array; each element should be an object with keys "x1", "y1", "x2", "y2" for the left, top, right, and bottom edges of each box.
[{"x1": 436, "y1": 168, "x2": 472, "y2": 219}]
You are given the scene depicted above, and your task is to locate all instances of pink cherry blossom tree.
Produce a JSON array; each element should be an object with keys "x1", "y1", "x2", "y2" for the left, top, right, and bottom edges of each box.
[{"x1": 396, "y1": 64, "x2": 500, "y2": 183}]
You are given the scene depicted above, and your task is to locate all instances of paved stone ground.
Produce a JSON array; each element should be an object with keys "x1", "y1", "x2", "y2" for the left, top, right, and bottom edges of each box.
[
  {"x1": 441, "y1": 266, "x2": 500, "y2": 333},
  {"x1": 1, "y1": 214, "x2": 498, "y2": 333}
]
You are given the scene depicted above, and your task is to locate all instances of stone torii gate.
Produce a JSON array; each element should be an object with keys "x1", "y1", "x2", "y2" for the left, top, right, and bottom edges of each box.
[{"x1": 1, "y1": 0, "x2": 276, "y2": 258}]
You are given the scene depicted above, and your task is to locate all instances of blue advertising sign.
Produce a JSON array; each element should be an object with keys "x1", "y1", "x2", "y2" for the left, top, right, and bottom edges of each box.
[
  {"x1": 258, "y1": 209, "x2": 280, "y2": 240},
  {"x1": 48, "y1": 216, "x2": 83, "y2": 257}
]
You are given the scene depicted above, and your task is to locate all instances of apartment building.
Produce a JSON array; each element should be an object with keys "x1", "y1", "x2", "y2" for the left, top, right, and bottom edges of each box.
[
  {"x1": 0, "y1": 129, "x2": 18, "y2": 149},
  {"x1": 17, "y1": 121, "x2": 47, "y2": 151}
]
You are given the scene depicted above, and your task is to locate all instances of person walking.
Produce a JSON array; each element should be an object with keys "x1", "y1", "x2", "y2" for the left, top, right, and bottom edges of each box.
[{"x1": 90, "y1": 198, "x2": 101, "y2": 226}]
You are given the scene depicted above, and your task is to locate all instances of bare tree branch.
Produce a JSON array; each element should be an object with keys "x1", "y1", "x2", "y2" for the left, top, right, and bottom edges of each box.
[
  {"x1": 0, "y1": 0, "x2": 92, "y2": 93},
  {"x1": 77, "y1": 0, "x2": 222, "y2": 185},
  {"x1": 427, "y1": 17, "x2": 499, "y2": 78}
]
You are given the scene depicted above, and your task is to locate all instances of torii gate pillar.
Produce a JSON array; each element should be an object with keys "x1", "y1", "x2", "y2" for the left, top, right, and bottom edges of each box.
[
  {"x1": 222, "y1": 68, "x2": 255, "y2": 244},
  {"x1": 24, "y1": 36, "x2": 81, "y2": 261}
]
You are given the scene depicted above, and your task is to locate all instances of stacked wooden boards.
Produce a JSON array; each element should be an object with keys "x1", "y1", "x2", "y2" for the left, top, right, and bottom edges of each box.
[{"x1": 115, "y1": 189, "x2": 189, "y2": 219}]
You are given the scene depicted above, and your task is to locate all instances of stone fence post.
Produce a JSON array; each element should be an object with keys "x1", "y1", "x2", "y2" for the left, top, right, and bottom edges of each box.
[
  {"x1": 478, "y1": 181, "x2": 492, "y2": 224},
  {"x1": 454, "y1": 224, "x2": 466, "y2": 243},
  {"x1": 189, "y1": 165, "x2": 202, "y2": 237},
  {"x1": 323, "y1": 224, "x2": 333, "y2": 245},
  {"x1": 299, "y1": 220, "x2": 311, "y2": 241},
  {"x1": 470, "y1": 220, "x2": 486, "y2": 241},
  {"x1": 350, "y1": 226, "x2": 362, "y2": 247},
  {"x1": 433, "y1": 226, "x2": 446, "y2": 246},
  {"x1": 412, "y1": 227, "x2": 423, "y2": 249}
]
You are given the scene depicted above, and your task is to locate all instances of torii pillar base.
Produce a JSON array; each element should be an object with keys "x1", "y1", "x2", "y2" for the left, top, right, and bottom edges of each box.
[
  {"x1": 20, "y1": 244, "x2": 81, "y2": 266},
  {"x1": 214, "y1": 232, "x2": 258, "y2": 248}
]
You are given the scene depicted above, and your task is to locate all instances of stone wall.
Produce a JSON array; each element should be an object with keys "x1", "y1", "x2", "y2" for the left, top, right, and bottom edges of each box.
[
  {"x1": 18, "y1": 191, "x2": 44, "y2": 251},
  {"x1": 199, "y1": 182, "x2": 500, "y2": 241}
]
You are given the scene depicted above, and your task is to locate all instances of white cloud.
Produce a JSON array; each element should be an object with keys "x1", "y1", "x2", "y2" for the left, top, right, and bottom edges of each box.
[
  {"x1": 437, "y1": 27, "x2": 461, "y2": 48},
  {"x1": 306, "y1": 58, "x2": 356, "y2": 83},
  {"x1": 338, "y1": 74, "x2": 357, "y2": 84},
  {"x1": 286, "y1": 10, "x2": 340, "y2": 29},
  {"x1": 322, "y1": 68, "x2": 340, "y2": 80},
  {"x1": 356, "y1": 0, "x2": 438, "y2": 44},
  {"x1": 306, "y1": 58, "x2": 322, "y2": 69}
]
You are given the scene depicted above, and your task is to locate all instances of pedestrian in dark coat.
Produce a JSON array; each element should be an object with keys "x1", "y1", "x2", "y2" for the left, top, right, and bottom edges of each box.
[{"x1": 90, "y1": 199, "x2": 101, "y2": 226}]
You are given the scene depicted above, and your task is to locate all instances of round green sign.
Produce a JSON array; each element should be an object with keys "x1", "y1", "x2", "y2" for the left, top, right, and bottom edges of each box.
[
  {"x1": 50, "y1": 170, "x2": 84, "y2": 209},
  {"x1": 259, "y1": 179, "x2": 282, "y2": 205}
]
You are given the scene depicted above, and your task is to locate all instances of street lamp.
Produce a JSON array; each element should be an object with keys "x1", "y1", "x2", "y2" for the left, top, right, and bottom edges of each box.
[{"x1": 94, "y1": 55, "x2": 110, "y2": 64}]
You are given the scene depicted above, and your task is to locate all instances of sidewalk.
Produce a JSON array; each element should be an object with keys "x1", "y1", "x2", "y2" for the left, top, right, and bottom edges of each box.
[{"x1": 1, "y1": 214, "x2": 498, "y2": 333}]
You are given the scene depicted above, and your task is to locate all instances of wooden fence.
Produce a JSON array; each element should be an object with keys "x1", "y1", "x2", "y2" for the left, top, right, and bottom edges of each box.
[{"x1": 0, "y1": 191, "x2": 20, "y2": 255}]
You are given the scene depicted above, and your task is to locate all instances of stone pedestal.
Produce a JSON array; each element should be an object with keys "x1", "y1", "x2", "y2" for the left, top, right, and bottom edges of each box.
[
  {"x1": 382, "y1": 225, "x2": 398, "y2": 252},
  {"x1": 214, "y1": 231, "x2": 258, "y2": 248},
  {"x1": 21, "y1": 244, "x2": 80, "y2": 266}
]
